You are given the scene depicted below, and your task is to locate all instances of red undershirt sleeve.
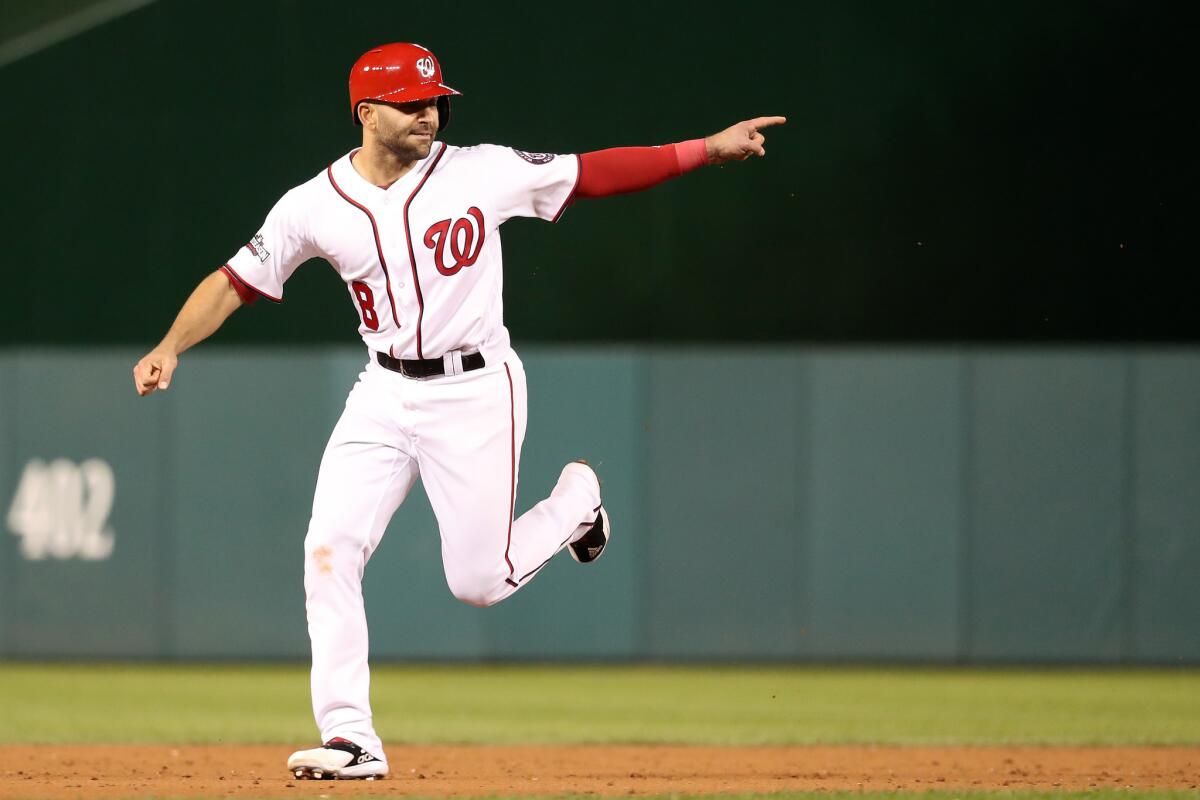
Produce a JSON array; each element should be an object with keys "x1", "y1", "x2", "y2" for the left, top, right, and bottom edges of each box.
[
  {"x1": 221, "y1": 264, "x2": 261, "y2": 305},
  {"x1": 575, "y1": 138, "x2": 709, "y2": 199}
]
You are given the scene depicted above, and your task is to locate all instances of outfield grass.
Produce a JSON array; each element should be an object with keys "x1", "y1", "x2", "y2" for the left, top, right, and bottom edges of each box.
[{"x1": 0, "y1": 664, "x2": 1197, "y2": 745}]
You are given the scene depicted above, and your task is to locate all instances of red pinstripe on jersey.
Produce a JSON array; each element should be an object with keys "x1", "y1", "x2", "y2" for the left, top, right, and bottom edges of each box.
[
  {"x1": 400, "y1": 144, "x2": 448, "y2": 358},
  {"x1": 326, "y1": 165, "x2": 401, "y2": 331},
  {"x1": 502, "y1": 361, "x2": 517, "y2": 584}
]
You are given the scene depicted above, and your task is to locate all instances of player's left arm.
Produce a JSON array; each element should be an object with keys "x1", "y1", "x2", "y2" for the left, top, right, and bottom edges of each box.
[
  {"x1": 574, "y1": 116, "x2": 786, "y2": 199},
  {"x1": 702, "y1": 116, "x2": 788, "y2": 163}
]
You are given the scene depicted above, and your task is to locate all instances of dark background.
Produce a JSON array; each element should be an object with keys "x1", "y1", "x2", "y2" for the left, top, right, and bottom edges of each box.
[{"x1": 1, "y1": 0, "x2": 1195, "y2": 345}]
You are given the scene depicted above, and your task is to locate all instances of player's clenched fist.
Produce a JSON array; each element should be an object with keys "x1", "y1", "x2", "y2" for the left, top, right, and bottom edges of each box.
[
  {"x1": 132, "y1": 349, "x2": 178, "y2": 396},
  {"x1": 131, "y1": 268, "x2": 246, "y2": 397},
  {"x1": 704, "y1": 116, "x2": 787, "y2": 165}
]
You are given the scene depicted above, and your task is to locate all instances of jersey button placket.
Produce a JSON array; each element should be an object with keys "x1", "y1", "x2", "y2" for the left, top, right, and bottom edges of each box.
[
  {"x1": 392, "y1": 192, "x2": 421, "y2": 358},
  {"x1": 373, "y1": 201, "x2": 407, "y2": 344}
]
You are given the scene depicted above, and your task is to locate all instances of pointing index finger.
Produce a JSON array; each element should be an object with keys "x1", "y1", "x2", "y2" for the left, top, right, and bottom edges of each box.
[{"x1": 748, "y1": 116, "x2": 787, "y2": 131}]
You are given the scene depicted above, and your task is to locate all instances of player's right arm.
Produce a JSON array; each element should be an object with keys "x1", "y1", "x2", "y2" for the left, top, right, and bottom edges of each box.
[
  {"x1": 133, "y1": 186, "x2": 315, "y2": 397},
  {"x1": 132, "y1": 270, "x2": 245, "y2": 396}
]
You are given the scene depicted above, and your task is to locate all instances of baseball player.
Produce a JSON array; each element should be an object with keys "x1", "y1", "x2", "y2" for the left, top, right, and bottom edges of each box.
[{"x1": 132, "y1": 42, "x2": 783, "y2": 780}]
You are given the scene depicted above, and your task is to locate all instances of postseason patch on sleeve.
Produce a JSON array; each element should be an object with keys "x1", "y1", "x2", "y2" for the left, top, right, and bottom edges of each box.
[
  {"x1": 244, "y1": 233, "x2": 270, "y2": 263},
  {"x1": 511, "y1": 149, "x2": 556, "y2": 165}
]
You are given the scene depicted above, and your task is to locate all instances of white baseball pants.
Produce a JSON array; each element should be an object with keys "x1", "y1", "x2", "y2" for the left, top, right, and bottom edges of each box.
[{"x1": 302, "y1": 350, "x2": 600, "y2": 759}]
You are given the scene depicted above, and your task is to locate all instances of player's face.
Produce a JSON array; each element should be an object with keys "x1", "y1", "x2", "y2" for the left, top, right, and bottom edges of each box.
[{"x1": 368, "y1": 98, "x2": 439, "y2": 161}]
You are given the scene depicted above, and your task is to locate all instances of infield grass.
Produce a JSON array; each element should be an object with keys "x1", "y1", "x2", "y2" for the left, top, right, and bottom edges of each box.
[{"x1": 0, "y1": 664, "x2": 1197, "y2": 745}]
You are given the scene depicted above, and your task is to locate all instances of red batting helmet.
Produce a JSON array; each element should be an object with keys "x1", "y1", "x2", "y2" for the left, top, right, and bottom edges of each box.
[{"x1": 349, "y1": 42, "x2": 461, "y2": 131}]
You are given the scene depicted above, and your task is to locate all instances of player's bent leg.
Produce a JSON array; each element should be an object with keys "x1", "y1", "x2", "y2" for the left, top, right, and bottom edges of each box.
[
  {"x1": 417, "y1": 356, "x2": 604, "y2": 607},
  {"x1": 302, "y1": 379, "x2": 418, "y2": 765},
  {"x1": 437, "y1": 462, "x2": 604, "y2": 606},
  {"x1": 506, "y1": 461, "x2": 606, "y2": 581}
]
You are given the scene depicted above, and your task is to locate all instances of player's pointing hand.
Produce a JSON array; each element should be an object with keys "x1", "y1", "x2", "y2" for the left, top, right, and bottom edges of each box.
[
  {"x1": 704, "y1": 116, "x2": 787, "y2": 165},
  {"x1": 132, "y1": 349, "x2": 178, "y2": 396}
]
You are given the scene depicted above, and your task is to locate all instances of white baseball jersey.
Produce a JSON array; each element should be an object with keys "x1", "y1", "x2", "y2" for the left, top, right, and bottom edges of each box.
[{"x1": 223, "y1": 142, "x2": 580, "y2": 361}]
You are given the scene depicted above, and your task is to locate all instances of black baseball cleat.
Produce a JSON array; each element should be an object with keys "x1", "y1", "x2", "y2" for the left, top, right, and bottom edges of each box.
[
  {"x1": 569, "y1": 504, "x2": 611, "y2": 564},
  {"x1": 287, "y1": 737, "x2": 388, "y2": 780}
]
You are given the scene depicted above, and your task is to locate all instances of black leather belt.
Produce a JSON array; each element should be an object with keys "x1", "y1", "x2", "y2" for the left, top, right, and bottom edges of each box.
[{"x1": 375, "y1": 350, "x2": 485, "y2": 379}]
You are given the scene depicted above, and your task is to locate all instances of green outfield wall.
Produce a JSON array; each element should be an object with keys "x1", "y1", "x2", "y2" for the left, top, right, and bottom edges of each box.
[{"x1": 1, "y1": 346, "x2": 1197, "y2": 663}]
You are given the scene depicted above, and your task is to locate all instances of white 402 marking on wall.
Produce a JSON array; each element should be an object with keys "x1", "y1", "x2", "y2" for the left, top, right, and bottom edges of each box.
[{"x1": 5, "y1": 458, "x2": 116, "y2": 561}]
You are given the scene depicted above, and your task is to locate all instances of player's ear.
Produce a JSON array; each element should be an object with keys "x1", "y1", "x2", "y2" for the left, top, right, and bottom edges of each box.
[{"x1": 357, "y1": 101, "x2": 373, "y2": 128}]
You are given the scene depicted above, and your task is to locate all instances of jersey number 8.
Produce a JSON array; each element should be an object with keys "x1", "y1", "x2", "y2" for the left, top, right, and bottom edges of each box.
[{"x1": 351, "y1": 280, "x2": 379, "y2": 331}]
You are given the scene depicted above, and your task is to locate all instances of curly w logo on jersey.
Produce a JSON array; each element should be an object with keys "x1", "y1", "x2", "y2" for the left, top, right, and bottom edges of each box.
[{"x1": 424, "y1": 207, "x2": 486, "y2": 276}]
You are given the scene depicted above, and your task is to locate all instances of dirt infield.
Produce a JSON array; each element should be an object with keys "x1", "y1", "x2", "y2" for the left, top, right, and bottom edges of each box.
[{"x1": 0, "y1": 745, "x2": 1197, "y2": 798}]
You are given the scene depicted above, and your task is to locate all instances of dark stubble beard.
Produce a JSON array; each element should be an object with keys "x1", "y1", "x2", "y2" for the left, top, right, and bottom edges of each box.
[{"x1": 380, "y1": 128, "x2": 434, "y2": 163}]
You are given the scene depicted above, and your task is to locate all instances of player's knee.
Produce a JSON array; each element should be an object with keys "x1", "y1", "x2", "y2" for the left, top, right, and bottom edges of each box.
[
  {"x1": 303, "y1": 519, "x2": 363, "y2": 574},
  {"x1": 444, "y1": 565, "x2": 506, "y2": 608},
  {"x1": 447, "y1": 582, "x2": 500, "y2": 608}
]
